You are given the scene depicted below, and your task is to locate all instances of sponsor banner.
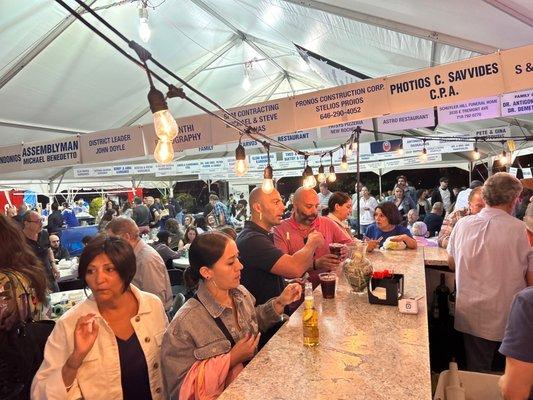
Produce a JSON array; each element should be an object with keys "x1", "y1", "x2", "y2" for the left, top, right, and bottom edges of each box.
[
  {"x1": 377, "y1": 108, "x2": 435, "y2": 132},
  {"x1": 437, "y1": 96, "x2": 500, "y2": 124},
  {"x1": 73, "y1": 166, "x2": 116, "y2": 178},
  {"x1": 370, "y1": 139, "x2": 403, "y2": 154},
  {"x1": 501, "y1": 89, "x2": 533, "y2": 117},
  {"x1": 144, "y1": 114, "x2": 212, "y2": 154},
  {"x1": 21, "y1": 136, "x2": 80, "y2": 170},
  {"x1": 403, "y1": 133, "x2": 473, "y2": 154},
  {"x1": 500, "y1": 45, "x2": 533, "y2": 93},
  {"x1": 292, "y1": 78, "x2": 389, "y2": 130},
  {"x1": 509, "y1": 167, "x2": 518, "y2": 177},
  {"x1": 80, "y1": 126, "x2": 145, "y2": 164},
  {"x1": 473, "y1": 125, "x2": 511, "y2": 140},
  {"x1": 211, "y1": 98, "x2": 295, "y2": 144},
  {"x1": 0, "y1": 144, "x2": 22, "y2": 174},
  {"x1": 185, "y1": 143, "x2": 228, "y2": 156},
  {"x1": 387, "y1": 53, "x2": 504, "y2": 114},
  {"x1": 523, "y1": 168, "x2": 532, "y2": 179},
  {"x1": 249, "y1": 154, "x2": 277, "y2": 169},
  {"x1": 319, "y1": 120, "x2": 373, "y2": 140},
  {"x1": 155, "y1": 163, "x2": 178, "y2": 177},
  {"x1": 382, "y1": 154, "x2": 442, "y2": 168}
]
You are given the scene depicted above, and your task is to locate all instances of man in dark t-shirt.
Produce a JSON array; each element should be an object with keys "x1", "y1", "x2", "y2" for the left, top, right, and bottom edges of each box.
[
  {"x1": 237, "y1": 188, "x2": 323, "y2": 307},
  {"x1": 132, "y1": 197, "x2": 150, "y2": 228}
]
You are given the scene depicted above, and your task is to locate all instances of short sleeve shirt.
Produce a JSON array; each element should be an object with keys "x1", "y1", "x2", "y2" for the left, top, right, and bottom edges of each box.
[
  {"x1": 237, "y1": 221, "x2": 285, "y2": 305},
  {"x1": 499, "y1": 287, "x2": 533, "y2": 363},
  {"x1": 365, "y1": 224, "x2": 412, "y2": 246}
]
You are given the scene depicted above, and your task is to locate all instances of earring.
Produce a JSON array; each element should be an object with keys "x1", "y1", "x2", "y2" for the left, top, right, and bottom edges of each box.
[{"x1": 259, "y1": 212, "x2": 263, "y2": 221}]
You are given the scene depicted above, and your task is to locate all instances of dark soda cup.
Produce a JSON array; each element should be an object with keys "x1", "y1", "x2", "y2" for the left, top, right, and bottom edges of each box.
[
  {"x1": 329, "y1": 243, "x2": 343, "y2": 258},
  {"x1": 319, "y1": 272, "x2": 337, "y2": 299}
]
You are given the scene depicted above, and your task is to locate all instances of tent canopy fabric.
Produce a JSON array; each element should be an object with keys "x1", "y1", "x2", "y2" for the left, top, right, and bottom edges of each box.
[{"x1": 0, "y1": 0, "x2": 532, "y2": 185}]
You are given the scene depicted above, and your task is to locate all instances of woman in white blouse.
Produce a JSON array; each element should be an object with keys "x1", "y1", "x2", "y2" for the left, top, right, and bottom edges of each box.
[
  {"x1": 32, "y1": 235, "x2": 168, "y2": 400},
  {"x1": 358, "y1": 186, "x2": 378, "y2": 235}
]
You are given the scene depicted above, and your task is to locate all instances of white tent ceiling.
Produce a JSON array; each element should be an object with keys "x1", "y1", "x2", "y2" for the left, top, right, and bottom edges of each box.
[{"x1": 0, "y1": 0, "x2": 532, "y2": 187}]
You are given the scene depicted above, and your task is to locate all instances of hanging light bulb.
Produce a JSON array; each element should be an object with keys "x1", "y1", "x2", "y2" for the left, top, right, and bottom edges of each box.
[
  {"x1": 421, "y1": 144, "x2": 428, "y2": 161},
  {"x1": 327, "y1": 165, "x2": 336, "y2": 182},
  {"x1": 317, "y1": 162, "x2": 326, "y2": 183},
  {"x1": 154, "y1": 139, "x2": 174, "y2": 164},
  {"x1": 234, "y1": 139, "x2": 249, "y2": 176},
  {"x1": 138, "y1": 3, "x2": 151, "y2": 43},
  {"x1": 472, "y1": 140, "x2": 480, "y2": 160},
  {"x1": 148, "y1": 87, "x2": 178, "y2": 141},
  {"x1": 261, "y1": 143, "x2": 275, "y2": 193},
  {"x1": 262, "y1": 165, "x2": 274, "y2": 194},
  {"x1": 302, "y1": 156, "x2": 316, "y2": 189},
  {"x1": 346, "y1": 140, "x2": 353, "y2": 158},
  {"x1": 397, "y1": 139, "x2": 404, "y2": 156},
  {"x1": 500, "y1": 150, "x2": 508, "y2": 165}
]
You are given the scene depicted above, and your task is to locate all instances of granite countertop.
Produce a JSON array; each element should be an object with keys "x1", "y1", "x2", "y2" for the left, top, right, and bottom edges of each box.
[
  {"x1": 219, "y1": 248, "x2": 432, "y2": 400},
  {"x1": 423, "y1": 246, "x2": 450, "y2": 267}
]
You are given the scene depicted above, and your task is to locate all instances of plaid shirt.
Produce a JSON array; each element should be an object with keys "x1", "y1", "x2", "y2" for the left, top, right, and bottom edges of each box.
[
  {"x1": 213, "y1": 201, "x2": 232, "y2": 227},
  {"x1": 438, "y1": 207, "x2": 470, "y2": 248}
]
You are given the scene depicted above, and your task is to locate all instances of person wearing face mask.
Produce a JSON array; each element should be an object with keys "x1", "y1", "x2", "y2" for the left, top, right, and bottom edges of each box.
[
  {"x1": 327, "y1": 192, "x2": 353, "y2": 239},
  {"x1": 272, "y1": 187, "x2": 352, "y2": 287},
  {"x1": 161, "y1": 232, "x2": 302, "y2": 399}
]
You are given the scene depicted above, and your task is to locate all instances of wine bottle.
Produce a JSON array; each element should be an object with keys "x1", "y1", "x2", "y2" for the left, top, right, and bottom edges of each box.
[
  {"x1": 435, "y1": 273, "x2": 450, "y2": 321},
  {"x1": 448, "y1": 282, "x2": 456, "y2": 317}
]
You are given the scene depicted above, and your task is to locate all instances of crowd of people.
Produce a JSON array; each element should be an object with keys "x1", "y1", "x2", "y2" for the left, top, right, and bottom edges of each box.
[{"x1": 0, "y1": 171, "x2": 532, "y2": 399}]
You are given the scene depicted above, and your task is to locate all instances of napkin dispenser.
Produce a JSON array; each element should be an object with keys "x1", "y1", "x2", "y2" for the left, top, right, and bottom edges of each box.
[{"x1": 368, "y1": 271, "x2": 404, "y2": 306}]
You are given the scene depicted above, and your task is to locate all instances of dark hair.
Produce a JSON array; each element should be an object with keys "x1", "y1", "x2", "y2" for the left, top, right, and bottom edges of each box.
[
  {"x1": 396, "y1": 175, "x2": 407, "y2": 182},
  {"x1": 165, "y1": 218, "x2": 181, "y2": 237},
  {"x1": 82, "y1": 235, "x2": 93, "y2": 245},
  {"x1": 218, "y1": 226, "x2": 237, "y2": 240},
  {"x1": 327, "y1": 192, "x2": 350, "y2": 213},
  {"x1": 183, "y1": 226, "x2": 198, "y2": 245},
  {"x1": 78, "y1": 235, "x2": 136, "y2": 293},
  {"x1": 122, "y1": 201, "x2": 132, "y2": 211},
  {"x1": 439, "y1": 177, "x2": 449, "y2": 183},
  {"x1": 375, "y1": 202, "x2": 402, "y2": 225},
  {"x1": 62, "y1": 202, "x2": 69, "y2": 208},
  {"x1": 51, "y1": 202, "x2": 59, "y2": 211},
  {"x1": 195, "y1": 216, "x2": 208, "y2": 231},
  {"x1": 133, "y1": 197, "x2": 142, "y2": 205},
  {"x1": 157, "y1": 230, "x2": 170, "y2": 244},
  {"x1": 102, "y1": 209, "x2": 116, "y2": 222},
  {"x1": 184, "y1": 231, "x2": 230, "y2": 286},
  {"x1": 0, "y1": 214, "x2": 47, "y2": 303},
  {"x1": 469, "y1": 180, "x2": 483, "y2": 189},
  {"x1": 416, "y1": 189, "x2": 426, "y2": 201}
]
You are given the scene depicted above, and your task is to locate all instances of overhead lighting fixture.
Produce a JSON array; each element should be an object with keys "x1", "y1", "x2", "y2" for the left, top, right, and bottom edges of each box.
[
  {"x1": 340, "y1": 145, "x2": 348, "y2": 171},
  {"x1": 138, "y1": 2, "x2": 151, "y2": 43},
  {"x1": 302, "y1": 155, "x2": 316, "y2": 189},
  {"x1": 149, "y1": 86, "x2": 178, "y2": 142},
  {"x1": 317, "y1": 159, "x2": 326, "y2": 183},
  {"x1": 261, "y1": 143, "x2": 274, "y2": 193},
  {"x1": 421, "y1": 140, "x2": 428, "y2": 161},
  {"x1": 234, "y1": 137, "x2": 249, "y2": 176},
  {"x1": 473, "y1": 139, "x2": 480, "y2": 160},
  {"x1": 397, "y1": 139, "x2": 404, "y2": 156},
  {"x1": 327, "y1": 151, "x2": 336, "y2": 182},
  {"x1": 500, "y1": 141, "x2": 508, "y2": 165},
  {"x1": 154, "y1": 139, "x2": 173, "y2": 164}
]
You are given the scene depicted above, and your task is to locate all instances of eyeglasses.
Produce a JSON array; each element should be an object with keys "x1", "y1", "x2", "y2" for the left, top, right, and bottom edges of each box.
[{"x1": 27, "y1": 219, "x2": 42, "y2": 224}]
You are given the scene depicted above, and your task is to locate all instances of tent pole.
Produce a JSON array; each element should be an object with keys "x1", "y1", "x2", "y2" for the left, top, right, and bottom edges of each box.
[
  {"x1": 355, "y1": 127, "x2": 361, "y2": 239},
  {"x1": 468, "y1": 161, "x2": 473, "y2": 183},
  {"x1": 378, "y1": 169, "x2": 382, "y2": 199}
]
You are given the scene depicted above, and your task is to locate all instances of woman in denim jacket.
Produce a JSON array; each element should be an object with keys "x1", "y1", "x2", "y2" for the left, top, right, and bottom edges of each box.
[{"x1": 162, "y1": 231, "x2": 301, "y2": 399}]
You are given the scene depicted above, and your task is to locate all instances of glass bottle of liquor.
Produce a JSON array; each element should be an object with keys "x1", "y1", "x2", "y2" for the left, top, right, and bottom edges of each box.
[
  {"x1": 303, "y1": 282, "x2": 319, "y2": 347},
  {"x1": 435, "y1": 273, "x2": 450, "y2": 322},
  {"x1": 448, "y1": 282, "x2": 456, "y2": 318}
]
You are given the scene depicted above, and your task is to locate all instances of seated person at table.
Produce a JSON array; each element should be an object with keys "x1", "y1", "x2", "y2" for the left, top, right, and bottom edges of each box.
[
  {"x1": 164, "y1": 218, "x2": 182, "y2": 250},
  {"x1": 50, "y1": 234, "x2": 70, "y2": 261},
  {"x1": 327, "y1": 191, "x2": 353, "y2": 240},
  {"x1": 423, "y1": 202, "x2": 444, "y2": 237},
  {"x1": 178, "y1": 226, "x2": 198, "y2": 251},
  {"x1": 161, "y1": 232, "x2": 301, "y2": 400},
  {"x1": 365, "y1": 202, "x2": 417, "y2": 251},
  {"x1": 498, "y1": 286, "x2": 533, "y2": 400},
  {"x1": 411, "y1": 222, "x2": 437, "y2": 247},
  {"x1": 32, "y1": 235, "x2": 169, "y2": 400},
  {"x1": 152, "y1": 230, "x2": 183, "y2": 269}
]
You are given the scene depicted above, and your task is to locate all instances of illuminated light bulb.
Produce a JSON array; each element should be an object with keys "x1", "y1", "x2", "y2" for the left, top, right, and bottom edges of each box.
[
  {"x1": 500, "y1": 150, "x2": 508, "y2": 165},
  {"x1": 148, "y1": 87, "x2": 178, "y2": 141},
  {"x1": 138, "y1": 6, "x2": 151, "y2": 43},
  {"x1": 302, "y1": 165, "x2": 316, "y2": 189},
  {"x1": 154, "y1": 139, "x2": 174, "y2": 164},
  {"x1": 234, "y1": 143, "x2": 249, "y2": 176},
  {"x1": 262, "y1": 165, "x2": 274, "y2": 194},
  {"x1": 420, "y1": 150, "x2": 428, "y2": 162},
  {"x1": 340, "y1": 155, "x2": 348, "y2": 171},
  {"x1": 472, "y1": 147, "x2": 480, "y2": 160},
  {"x1": 327, "y1": 165, "x2": 336, "y2": 182},
  {"x1": 397, "y1": 140, "x2": 404, "y2": 156},
  {"x1": 317, "y1": 164, "x2": 326, "y2": 183},
  {"x1": 346, "y1": 146, "x2": 353, "y2": 157}
]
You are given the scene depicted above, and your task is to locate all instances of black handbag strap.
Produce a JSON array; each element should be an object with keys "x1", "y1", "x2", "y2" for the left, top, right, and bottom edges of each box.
[{"x1": 193, "y1": 294, "x2": 236, "y2": 347}]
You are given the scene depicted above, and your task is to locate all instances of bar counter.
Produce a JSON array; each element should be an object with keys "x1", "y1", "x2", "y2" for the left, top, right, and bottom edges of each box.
[
  {"x1": 423, "y1": 246, "x2": 449, "y2": 267},
  {"x1": 219, "y1": 248, "x2": 432, "y2": 400}
]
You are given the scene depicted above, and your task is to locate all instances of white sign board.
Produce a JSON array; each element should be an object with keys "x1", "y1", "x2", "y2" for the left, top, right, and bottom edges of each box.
[
  {"x1": 377, "y1": 108, "x2": 435, "y2": 132},
  {"x1": 437, "y1": 96, "x2": 500, "y2": 124},
  {"x1": 22, "y1": 136, "x2": 80, "y2": 170},
  {"x1": 0, "y1": 144, "x2": 22, "y2": 174},
  {"x1": 501, "y1": 89, "x2": 533, "y2": 117},
  {"x1": 473, "y1": 125, "x2": 511, "y2": 139},
  {"x1": 319, "y1": 120, "x2": 373, "y2": 140},
  {"x1": 523, "y1": 168, "x2": 532, "y2": 179},
  {"x1": 80, "y1": 126, "x2": 145, "y2": 164}
]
